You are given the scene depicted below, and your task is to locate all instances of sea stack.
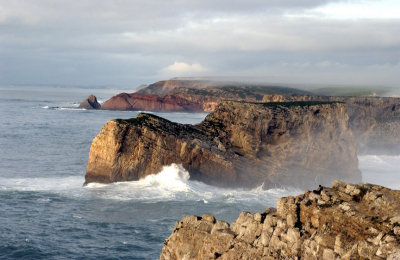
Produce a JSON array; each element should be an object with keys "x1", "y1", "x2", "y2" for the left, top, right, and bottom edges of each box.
[
  {"x1": 160, "y1": 181, "x2": 400, "y2": 259},
  {"x1": 79, "y1": 94, "x2": 101, "y2": 109},
  {"x1": 84, "y1": 100, "x2": 360, "y2": 189}
]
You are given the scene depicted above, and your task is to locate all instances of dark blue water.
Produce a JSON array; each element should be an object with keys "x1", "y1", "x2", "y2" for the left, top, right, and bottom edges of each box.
[{"x1": 1, "y1": 86, "x2": 399, "y2": 259}]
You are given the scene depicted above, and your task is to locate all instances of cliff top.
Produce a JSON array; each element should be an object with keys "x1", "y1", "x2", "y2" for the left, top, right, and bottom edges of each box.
[{"x1": 137, "y1": 79, "x2": 312, "y2": 96}]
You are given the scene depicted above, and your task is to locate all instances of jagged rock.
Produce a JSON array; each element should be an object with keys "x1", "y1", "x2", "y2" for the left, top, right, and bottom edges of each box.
[
  {"x1": 160, "y1": 182, "x2": 400, "y2": 259},
  {"x1": 85, "y1": 100, "x2": 360, "y2": 189},
  {"x1": 79, "y1": 94, "x2": 101, "y2": 109}
]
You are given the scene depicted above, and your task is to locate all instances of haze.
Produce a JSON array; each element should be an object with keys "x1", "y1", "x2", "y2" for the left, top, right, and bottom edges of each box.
[{"x1": 1, "y1": 0, "x2": 399, "y2": 88}]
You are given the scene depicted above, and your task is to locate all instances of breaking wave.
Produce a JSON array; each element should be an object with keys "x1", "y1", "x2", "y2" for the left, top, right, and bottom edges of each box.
[
  {"x1": 41, "y1": 105, "x2": 87, "y2": 111},
  {"x1": 84, "y1": 164, "x2": 301, "y2": 203},
  {"x1": 0, "y1": 165, "x2": 299, "y2": 204}
]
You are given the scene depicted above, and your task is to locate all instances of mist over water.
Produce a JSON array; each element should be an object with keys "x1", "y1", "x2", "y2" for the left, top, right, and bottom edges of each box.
[{"x1": 0, "y1": 85, "x2": 399, "y2": 259}]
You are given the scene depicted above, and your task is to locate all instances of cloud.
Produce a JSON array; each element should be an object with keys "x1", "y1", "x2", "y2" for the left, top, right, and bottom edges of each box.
[
  {"x1": 161, "y1": 62, "x2": 209, "y2": 76},
  {"x1": 0, "y1": 0, "x2": 399, "y2": 87}
]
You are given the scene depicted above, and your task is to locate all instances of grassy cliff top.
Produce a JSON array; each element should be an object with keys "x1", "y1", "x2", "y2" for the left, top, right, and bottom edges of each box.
[{"x1": 114, "y1": 113, "x2": 170, "y2": 125}]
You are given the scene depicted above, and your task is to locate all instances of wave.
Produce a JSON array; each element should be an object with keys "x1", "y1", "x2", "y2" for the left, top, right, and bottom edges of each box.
[
  {"x1": 3, "y1": 155, "x2": 398, "y2": 201},
  {"x1": 41, "y1": 105, "x2": 87, "y2": 111},
  {"x1": 85, "y1": 164, "x2": 302, "y2": 203},
  {"x1": 0, "y1": 176, "x2": 83, "y2": 192},
  {"x1": 0, "y1": 165, "x2": 299, "y2": 204}
]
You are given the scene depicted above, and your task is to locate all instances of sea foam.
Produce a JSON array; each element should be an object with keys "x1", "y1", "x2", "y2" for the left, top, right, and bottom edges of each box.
[{"x1": 84, "y1": 164, "x2": 301, "y2": 203}]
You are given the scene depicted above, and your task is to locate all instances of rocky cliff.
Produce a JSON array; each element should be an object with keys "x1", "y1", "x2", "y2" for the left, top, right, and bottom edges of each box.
[
  {"x1": 263, "y1": 95, "x2": 400, "y2": 154},
  {"x1": 136, "y1": 79, "x2": 310, "y2": 96},
  {"x1": 100, "y1": 93, "x2": 204, "y2": 112},
  {"x1": 79, "y1": 94, "x2": 101, "y2": 109},
  {"x1": 85, "y1": 101, "x2": 360, "y2": 189},
  {"x1": 160, "y1": 181, "x2": 400, "y2": 259},
  {"x1": 101, "y1": 79, "x2": 311, "y2": 112}
]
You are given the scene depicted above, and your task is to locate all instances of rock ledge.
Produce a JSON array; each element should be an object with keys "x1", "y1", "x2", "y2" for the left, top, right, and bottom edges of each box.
[{"x1": 161, "y1": 181, "x2": 400, "y2": 259}]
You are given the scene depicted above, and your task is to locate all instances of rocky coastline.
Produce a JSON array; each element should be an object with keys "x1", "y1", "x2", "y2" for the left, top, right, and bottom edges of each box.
[
  {"x1": 81, "y1": 80, "x2": 400, "y2": 154},
  {"x1": 85, "y1": 100, "x2": 360, "y2": 189},
  {"x1": 160, "y1": 181, "x2": 400, "y2": 259}
]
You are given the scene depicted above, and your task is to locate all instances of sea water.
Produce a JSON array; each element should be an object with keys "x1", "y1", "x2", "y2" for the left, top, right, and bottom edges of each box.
[{"x1": 0, "y1": 85, "x2": 399, "y2": 259}]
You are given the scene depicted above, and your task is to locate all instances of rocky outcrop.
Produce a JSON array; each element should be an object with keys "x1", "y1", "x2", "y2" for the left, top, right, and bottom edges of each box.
[
  {"x1": 101, "y1": 79, "x2": 311, "y2": 112},
  {"x1": 263, "y1": 95, "x2": 400, "y2": 154},
  {"x1": 101, "y1": 93, "x2": 203, "y2": 112},
  {"x1": 160, "y1": 181, "x2": 400, "y2": 259},
  {"x1": 85, "y1": 101, "x2": 360, "y2": 189},
  {"x1": 79, "y1": 94, "x2": 101, "y2": 109}
]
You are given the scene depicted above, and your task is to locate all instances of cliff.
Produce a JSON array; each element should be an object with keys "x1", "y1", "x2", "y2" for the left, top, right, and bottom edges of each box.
[
  {"x1": 263, "y1": 95, "x2": 400, "y2": 154},
  {"x1": 79, "y1": 94, "x2": 101, "y2": 109},
  {"x1": 136, "y1": 79, "x2": 310, "y2": 96},
  {"x1": 101, "y1": 79, "x2": 311, "y2": 112},
  {"x1": 85, "y1": 101, "x2": 360, "y2": 189},
  {"x1": 160, "y1": 181, "x2": 400, "y2": 259},
  {"x1": 100, "y1": 93, "x2": 203, "y2": 112}
]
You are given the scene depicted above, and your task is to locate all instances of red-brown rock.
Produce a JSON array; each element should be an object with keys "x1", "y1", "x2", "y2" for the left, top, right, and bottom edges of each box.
[{"x1": 101, "y1": 93, "x2": 203, "y2": 112}]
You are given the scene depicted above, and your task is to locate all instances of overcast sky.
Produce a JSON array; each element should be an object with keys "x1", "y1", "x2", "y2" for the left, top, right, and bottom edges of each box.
[{"x1": 1, "y1": 0, "x2": 399, "y2": 88}]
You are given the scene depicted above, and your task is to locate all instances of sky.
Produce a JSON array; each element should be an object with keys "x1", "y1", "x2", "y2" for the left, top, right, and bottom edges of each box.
[{"x1": 1, "y1": 0, "x2": 399, "y2": 88}]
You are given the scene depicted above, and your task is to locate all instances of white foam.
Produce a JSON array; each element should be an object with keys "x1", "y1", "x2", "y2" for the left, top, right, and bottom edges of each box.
[
  {"x1": 85, "y1": 164, "x2": 301, "y2": 202},
  {"x1": 0, "y1": 176, "x2": 83, "y2": 192},
  {"x1": 41, "y1": 103, "x2": 86, "y2": 110}
]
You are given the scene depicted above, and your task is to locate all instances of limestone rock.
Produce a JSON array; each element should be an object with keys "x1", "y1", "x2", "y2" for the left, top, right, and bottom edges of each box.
[
  {"x1": 85, "y1": 100, "x2": 360, "y2": 189},
  {"x1": 79, "y1": 94, "x2": 101, "y2": 109},
  {"x1": 160, "y1": 182, "x2": 400, "y2": 259}
]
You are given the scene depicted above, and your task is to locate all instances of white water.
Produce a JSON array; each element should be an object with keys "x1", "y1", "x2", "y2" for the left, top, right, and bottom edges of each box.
[
  {"x1": 2, "y1": 156, "x2": 399, "y2": 203},
  {"x1": 85, "y1": 164, "x2": 301, "y2": 203}
]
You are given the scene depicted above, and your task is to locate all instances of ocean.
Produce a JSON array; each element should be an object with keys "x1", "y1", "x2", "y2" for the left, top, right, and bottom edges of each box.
[{"x1": 0, "y1": 85, "x2": 399, "y2": 259}]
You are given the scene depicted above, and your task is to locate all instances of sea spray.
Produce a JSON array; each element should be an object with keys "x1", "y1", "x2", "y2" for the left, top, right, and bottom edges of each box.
[
  {"x1": 359, "y1": 155, "x2": 400, "y2": 189},
  {"x1": 85, "y1": 164, "x2": 302, "y2": 203}
]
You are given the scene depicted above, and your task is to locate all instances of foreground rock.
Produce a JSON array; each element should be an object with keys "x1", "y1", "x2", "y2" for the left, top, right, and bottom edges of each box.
[
  {"x1": 85, "y1": 101, "x2": 360, "y2": 189},
  {"x1": 263, "y1": 95, "x2": 400, "y2": 155},
  {"x1": 161, "y1": 181, "x2": 400, "y2": 259},
  {"x1": 79, "y1": 94, "x2": 101, "y2": 109}
]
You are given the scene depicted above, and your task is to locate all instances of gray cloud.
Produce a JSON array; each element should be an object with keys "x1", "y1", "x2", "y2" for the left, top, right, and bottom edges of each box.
[{"x1": 1, "y1": 0, "x2": 399, "y2": 88}]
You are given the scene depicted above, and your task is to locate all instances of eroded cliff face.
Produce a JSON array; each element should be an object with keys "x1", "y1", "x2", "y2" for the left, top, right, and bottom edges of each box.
[
  {"x1": 102, "y1": 80, "x2": 310, "y2": 112},
  {"x1": 100, "y1": 93, "x2": 204, "y2": 112},
  {"x1": 160, "y1": 181, "x2": 400, "y2": 259},
  {"x1": 85, "y1": 101, "x2": 360, "y2": 189},
  {"x1": 263, "y1": 95, "x2": 400, "y2": 154}
]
